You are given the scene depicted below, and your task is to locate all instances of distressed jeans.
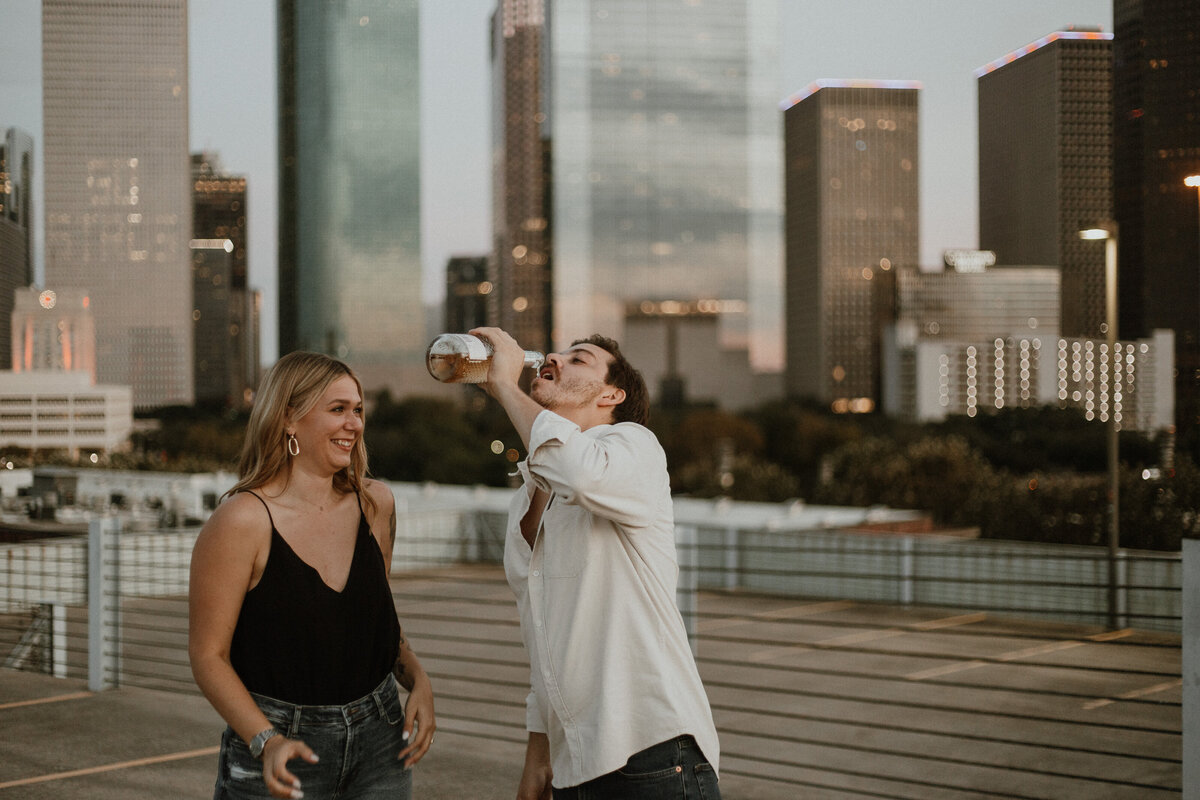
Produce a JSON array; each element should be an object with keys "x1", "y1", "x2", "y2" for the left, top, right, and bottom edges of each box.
[
  {"x1": 213, "y1": 674, "x2": 412, "y2": 800},
  {"x1": 552, "y1": 735, "x2": 721, "y2": 800}
]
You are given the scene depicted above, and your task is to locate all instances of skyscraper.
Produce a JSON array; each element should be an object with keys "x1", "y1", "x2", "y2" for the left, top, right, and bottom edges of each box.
[
  {"x1": 0, "y1": 127, "x2": 35, "y2": 366},
  {"x1": 539, "y1": 0, "x2": 782, "y2": 379},
  {"x1": 444, "y1": 255, "x2": 491, "y2": 335},
  {"x1": 783, "y1": 81, "x2": 920, "y2": 411},
  {"x1": 278, "y1": 0, "x2": 423, "y2": 395},
  {"x1": 192, "y1": 152, "x2": 256, "y2": 406},
  {"x1": 1113, "y1": 0, "x2": 1200, "y2": 435},
  {"x1": 977, "y1": 30, "x2": 1114, "y2": 339},
  {"x1": 41, "y1": 0, "x2": 192, "y2": 409},
  {"x1": 491, "y1": 0, "x2": 552, "y2": 354}
]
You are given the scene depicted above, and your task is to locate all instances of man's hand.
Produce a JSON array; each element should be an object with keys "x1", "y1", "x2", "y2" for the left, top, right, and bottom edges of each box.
[
  {"x1": 469, "y1": 327, "x2": 545, "y2": 451},
  {"x1": 469, "y1": 327, "x2": 526, "y2": 397},
  {"x1": 516, "y1": 732, "x2": 553, "y2": 800}
]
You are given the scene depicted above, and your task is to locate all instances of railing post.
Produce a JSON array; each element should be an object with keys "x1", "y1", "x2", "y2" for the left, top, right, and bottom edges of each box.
[
  {"x1": 49, "y1": 602, "x2": 67, "y2": 678},
  {"x1": 900, "y1": 536, "x2": 915, "y2": 606},
  {"x1": 676, "y1": 524, "x2": 699, "y2": 655},
  {"x1": 723, "y1": 526, "x2": 739, "y2": 591},
  {"x1": 1116, "y1": 550, "x2": 1129, "y2": 629},
  {"x1": 88, "y1": 517, "x2": 120, "y2": 691},
  {"x1": 1184, "y1": 536, "x2": 1199, "y2": 798}
]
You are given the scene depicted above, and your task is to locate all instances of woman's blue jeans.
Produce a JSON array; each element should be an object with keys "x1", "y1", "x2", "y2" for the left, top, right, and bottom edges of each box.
[
  {"x1": 552, "y1": 735, "x2": 721, "y2": 800},
  {"x1": 213, "y1": 674, "x2": 412, "y2": 800}
]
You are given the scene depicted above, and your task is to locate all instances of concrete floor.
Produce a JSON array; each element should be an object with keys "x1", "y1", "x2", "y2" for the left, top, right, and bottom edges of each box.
[{"x1": 0, "y1": 564, "x2": 1182, "y2": 799}]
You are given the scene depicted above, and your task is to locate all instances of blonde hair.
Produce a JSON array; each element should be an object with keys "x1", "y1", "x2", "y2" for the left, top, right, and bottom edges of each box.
[{"x1": 225, "y1": 351, "x2": 376, "y2": 518}]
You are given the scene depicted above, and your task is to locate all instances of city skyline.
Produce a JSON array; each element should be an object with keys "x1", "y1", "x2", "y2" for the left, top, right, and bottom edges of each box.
[{"x1": 0, "y1": 0, "x2": 1113, "y2": 365}]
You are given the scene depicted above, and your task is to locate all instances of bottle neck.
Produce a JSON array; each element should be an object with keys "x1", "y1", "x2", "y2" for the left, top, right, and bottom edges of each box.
[{"x1": 523, "y1": 351, "x2": 545, "y2": 370}]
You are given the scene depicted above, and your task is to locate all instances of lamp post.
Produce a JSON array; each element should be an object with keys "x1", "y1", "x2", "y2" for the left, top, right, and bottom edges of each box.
[
  {"x1": 1188, "y1": 176, "x2": 1200, "y2": 344},
  {"x1": 1079, "y1": 223, "x2": 1119, "y2": 629}
]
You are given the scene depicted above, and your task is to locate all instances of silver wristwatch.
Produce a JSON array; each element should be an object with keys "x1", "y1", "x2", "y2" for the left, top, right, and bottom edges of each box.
[{"x1": 249, "y1": 728, "x2": 279, "y2": 759}]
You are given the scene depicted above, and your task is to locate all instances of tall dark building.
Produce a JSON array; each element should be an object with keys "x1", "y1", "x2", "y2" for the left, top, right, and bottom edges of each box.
[
  {"x1": 977, "y1": 30, "x2": 1114, "y2": 339},
  {"x1": 189, "y1": 240, "x2": 236, "y2": 407},
  {"x1": 1113, "y1": 0, "x2": 1200, "y2": 435},
  {"x1": 192, "y1": 152, "x2": 257, "y2": 406},
  {"x1": 491, "y1": 1, "x2": 552, "y2": 354},
  {"x1": 445, "y1": 255, "x2": 491, "y2": 335},
  {"x1": 784, "y1": 81, "x2": 919, "y2": 411},
  {"x1": 1, "y1": 128, "x2": 35, "y2": 368}
]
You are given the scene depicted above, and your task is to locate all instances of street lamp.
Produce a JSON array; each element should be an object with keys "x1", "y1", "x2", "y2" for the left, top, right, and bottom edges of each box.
[
  {"x1": 1187, "y1": 175, "x2": 1200, "y2": 304},
  {"x1": 1078, "y1": 222, "x2": 1119, "y2": 629}
]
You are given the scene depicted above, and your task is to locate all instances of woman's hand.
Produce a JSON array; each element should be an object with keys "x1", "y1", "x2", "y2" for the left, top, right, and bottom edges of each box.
[
  {"x1": 397, "y1": 673, "x2": 436, "y2": 768},
  {"x1": 260, "y1": 735, "x2": 318, "y2": 799}
]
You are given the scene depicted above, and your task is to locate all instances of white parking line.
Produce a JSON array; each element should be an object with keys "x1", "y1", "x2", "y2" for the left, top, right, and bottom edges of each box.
[
  {"x1": 697, "y1": 599, "x2": 856, "y2": 633},
  {"x1": 0, "y1": 747, "x2": 219, "y2": 790},
  {"x1": 0, "y1": 691, "x2": 92, "y2": 711},
  {"x1": 816, "y1": 628, "x2": 908, "y2": 646},
  {"x1": 911, "y1": 612, "x2": 988, "y2": 630},
  {"x1": 1083, "y1": 679, "x2": 1182, "y2": 710},
  {"x1": 905, "y1": 659, "x2": 989, "y2": 681}
]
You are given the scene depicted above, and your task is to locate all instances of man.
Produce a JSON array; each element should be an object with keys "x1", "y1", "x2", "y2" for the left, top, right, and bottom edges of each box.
[{"x1": 470, "y1": 327, "x2": 722, "y2": 800}]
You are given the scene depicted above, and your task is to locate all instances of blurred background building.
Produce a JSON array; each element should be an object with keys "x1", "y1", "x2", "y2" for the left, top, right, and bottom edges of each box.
[
  {"x1": 623, "y1": 299, "x2": 759, "y2": 409},
  {"x1": 192, "y1": 152, "x2": 258, "y2": 407},
  {"x1": 490, "y1": 0, "x2": 552, "y2": 355},
  {"x1": 10, "y1": 287, "x2": 95, "y2": 378},
  {"x1": 1112, "y1": 0, "x2": 1200, "y2": 437},
  {"x1": 277, "y1": 0, "x2": 424, "y2": 396},
  {"x1": 41, "y1": 0, "x2": 193, "y2": 410},
  {"x1": 0, "y1": 127, "x2": 35, "y2": 368},
  {"x1": 0, "y1": 371, "x2": 133, "y2": 459},
  {"x1": 444, "y1": 255, "x2": 491, "y2": 335},
  {"x1": 883, "y1": 255, "x2": 1060, "y2": 420},
  {"x1": 783, "y1": 81, "x2": 920, "y2": 413},
  {"x1": 499, "y1": 0, "x2": 782, "y2": 410},
  {"x1": 976, "y1": 29, "x2": 1114, "y2": 340}
]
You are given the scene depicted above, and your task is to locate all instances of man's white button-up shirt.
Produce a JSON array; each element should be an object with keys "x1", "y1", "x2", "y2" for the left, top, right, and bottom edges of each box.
[{"x1": 503, "y1": 409, "x2": 720, "y2": 789}]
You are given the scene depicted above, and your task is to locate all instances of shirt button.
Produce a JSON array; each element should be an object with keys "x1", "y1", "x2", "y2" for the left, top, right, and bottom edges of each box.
[
  {"x1": 532, "y1": 570, "x2": 540, "y2": 577},
  {"x1": 535, "y1": 620, "x2": 543, "y2": 628}
]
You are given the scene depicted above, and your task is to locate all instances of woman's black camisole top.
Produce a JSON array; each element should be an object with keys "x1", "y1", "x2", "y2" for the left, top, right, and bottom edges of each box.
[{"x1": 229, "y1": 491, "x2": 401, "y2": 705}]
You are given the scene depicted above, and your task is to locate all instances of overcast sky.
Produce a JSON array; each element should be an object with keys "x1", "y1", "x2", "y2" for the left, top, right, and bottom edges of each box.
[{"x1": 0, "y1": 0, "x2": 1112, "y2": 364}]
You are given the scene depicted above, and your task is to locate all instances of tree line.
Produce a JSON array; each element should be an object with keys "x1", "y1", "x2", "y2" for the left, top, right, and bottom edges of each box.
[{"x1": 9, "y1": 392, "x2": 1191, "y2": 551}]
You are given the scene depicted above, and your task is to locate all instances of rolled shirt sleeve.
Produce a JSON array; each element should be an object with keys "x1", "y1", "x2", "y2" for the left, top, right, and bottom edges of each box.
[{"x1": 525, "y1": 410, "x2": 665, "y2": 528}]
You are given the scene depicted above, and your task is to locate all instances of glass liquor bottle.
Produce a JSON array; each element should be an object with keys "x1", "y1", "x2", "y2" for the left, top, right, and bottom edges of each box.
[{"x1": 425, "y1": 333, "x2": 545, "y2": 383}]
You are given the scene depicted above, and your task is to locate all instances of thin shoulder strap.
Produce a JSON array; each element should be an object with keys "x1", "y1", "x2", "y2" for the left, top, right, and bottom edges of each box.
[{"x1": 243, "y1": 491, "x2": 277, "y2": 531}]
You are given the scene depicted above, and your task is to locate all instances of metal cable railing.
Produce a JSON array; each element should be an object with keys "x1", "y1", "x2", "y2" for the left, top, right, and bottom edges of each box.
[{"x1": 0, "y1": 507, "x2": 1183, "y2": 798}]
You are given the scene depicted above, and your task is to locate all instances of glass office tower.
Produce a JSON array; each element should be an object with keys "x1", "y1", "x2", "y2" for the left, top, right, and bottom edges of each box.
[
  {"x1": 545, "y1": 0, "x2": 782, "y2": 373},
  {"x1": 278, "y1": 0, "x2": 423, "y2": 394},
  {"x1": 42, "y1": 0, "x2": 192, "y2": 409}
]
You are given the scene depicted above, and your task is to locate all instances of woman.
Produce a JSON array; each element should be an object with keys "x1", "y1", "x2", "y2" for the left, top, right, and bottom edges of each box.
[{"x1": 189, "y1": 351, "x2": 435, "y2": 800}]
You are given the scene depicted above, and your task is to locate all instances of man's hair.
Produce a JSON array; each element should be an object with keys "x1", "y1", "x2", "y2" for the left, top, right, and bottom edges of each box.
[{"x1": 571, "y1": 335, "x2": 650, "y2": 426}]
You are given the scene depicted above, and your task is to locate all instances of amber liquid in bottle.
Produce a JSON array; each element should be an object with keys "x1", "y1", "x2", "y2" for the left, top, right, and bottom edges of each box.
[{"x1": 425, "y1": 334, "x2": 544, "y2": 384}]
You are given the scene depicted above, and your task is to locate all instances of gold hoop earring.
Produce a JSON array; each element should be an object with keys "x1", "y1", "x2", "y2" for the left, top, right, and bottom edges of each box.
[{"x1": 287, "y1": 433, "x2": 300, "y2": 457}]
